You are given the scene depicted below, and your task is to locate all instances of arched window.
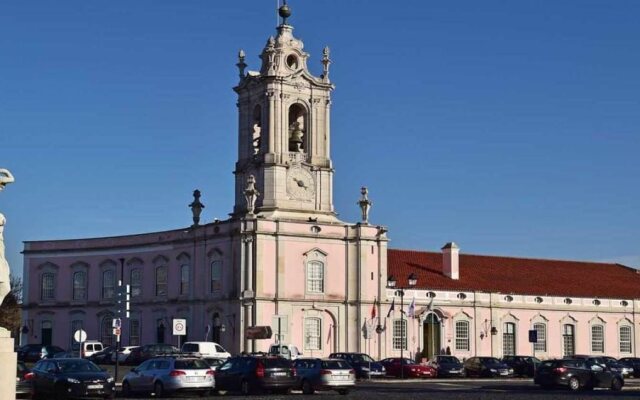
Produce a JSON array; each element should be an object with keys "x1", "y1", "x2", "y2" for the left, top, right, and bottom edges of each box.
[
  {"x1": 304, "y1": 317, "x2": 321, "y2": 351},
  {"x1": 101, "y1": 315, "x2": 114, "y2": 346},
  {"x1": 155, "y1": 266, "x2": 167, "y2": 297},
  {"x1": 393, "y1": 319, "x2": 407, "y2": 350},
  {"x1": 533, "y1": 323, "x2": 547, "y2": 352},
  {"x1": 180, "y1": 264, "x2": 190, "y2": 295},
  {"x1": 210, "y1": 261, "x2": 222, "y2": 292},
  {"x1": 563, "y1": 324, "x2": 575, "y2": 357},
  {"x1": 73, "y1": 271, "x2": 86, "y2": 301},
  {"x1": 130, "y1": 269, "x2": 142, "y2": 298},
  {"x1": 129, "y1": 319, "x2": 141, "y2": 346},
  {"x1": 619, "y1": 325, "x2": 633, "y2": 354},
  {"x1": 288, "y1": 104, "x2": 307, "y2": 153},
  {"x1": 455, "y1": 320, "x2": 470, "y2": 351},
  {"x1": 591, "y1": 324, "x2": 605, "y2": 353},
  {"x1": 252, "y1": 105, "x2": 262, "y2": 155},
  {"x1": 102, "y1": 270, "x2": 115, "y2": 299},
  {"x1": 41, "y1": 273, "x2": 55, "y2": 300},
  {"x1": 306, "y1": 261, "x2": 324, "y2": 293},
  {"x1": 503, "y1": 322, "x2": 516, "y2": 356}
]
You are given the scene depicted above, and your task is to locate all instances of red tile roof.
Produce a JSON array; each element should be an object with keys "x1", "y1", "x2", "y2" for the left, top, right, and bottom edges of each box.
[{"x1": 388, "y1": 249, "x2": 640, "y2": 299}]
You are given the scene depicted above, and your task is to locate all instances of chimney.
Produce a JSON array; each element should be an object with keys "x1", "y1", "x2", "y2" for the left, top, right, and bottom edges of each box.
[{"x1": 442, "y1": 242, "x2": 460, "y2": 280}]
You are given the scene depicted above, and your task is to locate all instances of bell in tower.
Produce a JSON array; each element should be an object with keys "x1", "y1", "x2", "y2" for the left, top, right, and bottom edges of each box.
[{"x1": 231, "y1": 2, "x2": 338, "y2": 222}]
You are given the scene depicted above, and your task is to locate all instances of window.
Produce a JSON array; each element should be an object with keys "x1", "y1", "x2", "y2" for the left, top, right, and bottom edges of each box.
[
  {"x1": 534, "y1": 297, "x2": 543, "y2": 304},
  {"x1": 210, "y1": 261, "x2": 222, "y2": 292},
  {"x1": 564, "y1": 298, "x2": 572, "y2": 305},
  {"x1": 129, "y1": 320, "x2": 140, "y2": 346},
  {"x1": 306, "y1": 261, "x2": 324, "y2": 293},
  {"x1": 503, "y1": 322, "x2": 516, "y2": 356},
  {"x1": 392, "y1": 319, "x2": 407, "y2": 350},
  {"x1": 101, "y1": 315, "x2": 114, "y2": 346},
  {"x1": 591, "y1": 324, "x2": 604, "y2": 353},
  {"x1": 593, "y1": 299, "x2": 601, "y2": 306},
  {"x1": 533, "y1": 323, "x2": 547, "y2": 352},
  {"x1": 155, "y1": 266, "x2": 167, "y2": 296},
  {"x1": 41, "y1": 273, "x2": 55, "y2": 300},
  {"x1": 620, "y1": 325, "x2": 632, "y2": 354},
  {"x1": 102, "y1": 270, "x2": 115, "y2": 299},
  {"x1": 72, "y1": 271, "x2": 86, "y2": 301},
  {"x1": 180, "y1": 264, "x2": 189, "y2": 295},
  {"x1": 130, "y1": 269, "x2": 141, "y2": 298},
  {"x1": 563, "y1": 324, "x2": 575, "y2": 357},
  {"x1": 455, "y1": 320, "x2": 470, "y2": 351},
  {"x1": 504, "y1": 295, "x2": 513, "y2": 302},
  {"x1": 304, "y1": 318, "x2": 321, "y2": 351},
  {"x1": 426, "y1": 292, "x2": 436, "y2": 298},
  {"x1": 456, "y1": 293, "x2": 467, "y2": 300}
]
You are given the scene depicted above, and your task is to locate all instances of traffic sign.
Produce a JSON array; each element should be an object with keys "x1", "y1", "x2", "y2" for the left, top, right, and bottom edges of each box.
[
  {"x1": 73, "y1": 329, "x2": 87, "y2": 343},
  {"x1": 173, "y1": 318, "x2": 187, "y2": 336},
  {"x1": 113, "y1": 327, "x2": 121, "y2": 336},
  {"x1": 112, "y1": 318, "x2": 122, "y2": 328}
]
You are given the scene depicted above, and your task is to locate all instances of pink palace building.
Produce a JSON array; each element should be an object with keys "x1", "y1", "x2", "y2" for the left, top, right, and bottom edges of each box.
[{"x1": 21, "y1": 8, "x2": 640, "y2": 362}]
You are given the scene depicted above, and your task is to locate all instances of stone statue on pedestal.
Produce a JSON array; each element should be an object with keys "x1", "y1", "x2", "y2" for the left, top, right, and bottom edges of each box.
[
  {"x1": 0, "y1": 168, "x2": 15, "y2": 303},
  {"x1": 0, "y1": 167, "x2": 16, "y2": 400}
]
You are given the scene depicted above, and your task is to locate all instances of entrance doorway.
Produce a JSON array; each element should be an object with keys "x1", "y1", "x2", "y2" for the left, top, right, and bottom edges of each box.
[
  {"x1": 41, "y1": 321, "x2": 52, "y2": 346},
  {"x1": 423, "y1": 313, "x2": 441, "y2": 360}
]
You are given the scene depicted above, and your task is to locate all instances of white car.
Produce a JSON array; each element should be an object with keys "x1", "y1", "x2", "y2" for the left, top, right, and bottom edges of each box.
[
  {"x1": 111, "y1": 346, "x2": 140, "y2": 364},
  {"x1": 268, "y1": 343, "x2": 303, "y2": 360},
  {"x1": 181, "y1": 342, "x2": 231, "y2": 359}
]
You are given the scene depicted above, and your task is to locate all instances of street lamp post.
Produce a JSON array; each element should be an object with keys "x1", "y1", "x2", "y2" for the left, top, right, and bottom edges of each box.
[{"x1": 387, "y1": 273, "x2": 417, "y2": 379}]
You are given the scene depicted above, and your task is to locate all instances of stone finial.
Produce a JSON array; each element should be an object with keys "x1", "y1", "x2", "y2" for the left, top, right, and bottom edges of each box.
[
  {"x1": 244, "y1": 175, "x2": 260, "y2": 216},
  {"x1": 0, "y1": 169, "x2": 14, "y2": 192},
  {"x1": 321, "y1": 46, "x2": 331, "y2": 82},
  {"x1": 357, "y1": 186, "x2": 372, "y2": 224},
  {"x1": 279, "y1": 0, "x2": 292, "y2": 26},
  {"x1": 236, "y1": 49, "x2": 247, "y2": 79},
  {"x1": 189, "y1": 189, "x2": 205, "y2": 227}
]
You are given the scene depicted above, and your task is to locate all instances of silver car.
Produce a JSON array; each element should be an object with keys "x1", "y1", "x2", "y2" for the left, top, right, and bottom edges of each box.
[
  {"x1": 293, "y1": 358, "x2": 356, "y2": 395},
  {"x1": 121, "y1": 356, "x2": 214, "y2": 397}
]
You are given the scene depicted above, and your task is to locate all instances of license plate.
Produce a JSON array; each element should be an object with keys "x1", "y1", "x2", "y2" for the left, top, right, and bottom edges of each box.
[
  {"x1": 500, "y1": 371, "x2": 508, "y2": 376},
  {"x1": 334, "y1": 375, "x2": 349, "y2": 380},
  {"x1": 272, "y1": 372, "x2": 287, "y2": 377},
  {"x1": 186, "y1": 377, "x2": 203, "y2": 382},
  {"x1": 87, "y1": 384, "x2": 103, "y2": 389}
]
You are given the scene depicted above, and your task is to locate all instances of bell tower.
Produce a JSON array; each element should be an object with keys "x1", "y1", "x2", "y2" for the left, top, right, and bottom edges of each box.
[{"x1": 232, "y1": 3, "x2": 337, "y2": 221}]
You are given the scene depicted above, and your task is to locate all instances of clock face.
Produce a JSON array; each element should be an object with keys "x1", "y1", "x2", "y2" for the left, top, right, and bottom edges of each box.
[{"x1": 287, "y1": 167, "x2": 315, "y2": 201}]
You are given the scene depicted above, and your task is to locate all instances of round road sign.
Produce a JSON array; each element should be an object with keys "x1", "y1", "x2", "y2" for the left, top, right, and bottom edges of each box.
[{"x1": 73, "y1": 329, "x2": 87, "y2": 343}]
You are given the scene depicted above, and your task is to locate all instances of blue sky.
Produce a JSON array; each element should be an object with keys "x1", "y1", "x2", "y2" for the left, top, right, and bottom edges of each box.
[{"x1": 1, "y1": 0, "x2": 639, "y2": 279}]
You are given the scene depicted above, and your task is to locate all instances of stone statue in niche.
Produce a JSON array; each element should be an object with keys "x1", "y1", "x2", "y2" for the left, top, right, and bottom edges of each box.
[
  {"x1": 252, "y1": 123, "x2": 261, "y2": 155},
  {"x1": 289, "y1": 121, "x2": 304, "y2": 152},
  {"x1": 0, "y1": 168, "x2": 15, "y2": 304}
]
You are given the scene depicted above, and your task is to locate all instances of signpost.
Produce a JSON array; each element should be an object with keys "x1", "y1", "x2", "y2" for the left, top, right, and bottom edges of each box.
[
  {"x1": 173, "y1": 318, "x2": 186, "y2": 348},
  {"x1": 73, "y1": 329, "x2": 87, "y2": 358},
  {"x1": 529, "y1": 329, "x2": 538, "y2": 375}
]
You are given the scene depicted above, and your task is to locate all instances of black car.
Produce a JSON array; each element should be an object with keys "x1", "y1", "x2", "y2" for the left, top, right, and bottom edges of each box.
[
  {"x1": 126, "y1": 343, "x2": 180, "y2": 366},
  {"x1": 16, "y1": 361, "x2": 33, "y2": 398},
  {"x1": 501, "y1": 355, "x2": 540, "y2": 377},
  {"x1": 463, "y1": 357, "x2": 514, "y2": 378},
  {"x1": 87, "y1": 346, "x2": 118, "y2": 365},
  {"x1": 618, "y1": 357, "x2": 640, "y2": 378},
  {"x1": 535, "y1": 358, "x2": 623, "y2": 391},
  {"x1": 571, "y1": 355, "x2": 633, "y2": 379},
  {"x1": 215, "y1": 355, "x2": 297, "y2": 395},
  {"x1": 430, "y1": 355, "x2": 465, "y2": 378},
  {"x1": 328, "y1": 352, "x2": 386, "y2": 379},
  {"x1": 18, "y1": 344, "x2": 66, "y2": 362},
  {"x1": 30, "y1": 358, "x2": 115, "y2": 399}
]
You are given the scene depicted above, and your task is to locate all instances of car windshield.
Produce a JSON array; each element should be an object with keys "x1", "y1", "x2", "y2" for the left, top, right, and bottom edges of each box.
[
  {"x1": 351, "y1": 354, "x2": 374, "y2": 363},
  {"x1": 438, "y1": 356, "x2": 460, "y2": 364},
  {"x1": 56, "y1": 360, "x2": 101, "y2": 373},
  {"x1": 322, "y1": 360, "x2": 351, "y2": 369},
  {"x1": 175, "y1": 359, "x2": 210, "y2": 369}
]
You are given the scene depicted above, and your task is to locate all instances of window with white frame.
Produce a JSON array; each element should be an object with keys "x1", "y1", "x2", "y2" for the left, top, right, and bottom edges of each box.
[
  {"x1": 155, "y1": 266, "x2": 167, "y2": 296},
  {"x1": 620, "y1": 325, "x2": 632, "y2": 354},
  {"x1": 591, "y1": 324, "x2": 604, "y2": 353},
  {"x1": 73, "y1": 271, "x2": 86, "y2": 301},
  {"x1": 130, "y1": 269, "x2": 142, "y2": 298},
  {"x1": 102, "y1": 270, "x2": 115, "y2": 299},
  {"x1": 503, "y1": 322, "x2": 516, "y2": 356},
  {"x1": 210, "y1": 261, "x2": 222, "y2": 292},
  {"x1": 101, "y1": 315, "x2": 114, "y2": 346},
  {"x1": 306, "y1": 261, "x2": 324, "y2": 293},
  {"x1": 180, "y1": 264, "x2": 189, "y2": 295},
  {"x1": 129, "y1": 319, "x2": 140, "y2": 346},
  {"x1": 455, "y1": 320, "x2": 470, "y2": 351},
  {"x1": 563, "y1": 324, "x2": 575, "y2": 357},
  {"x1": 393, "y1": 319, "x2": 407, "y2": 350},
  {"x1": 305, "y1": 318, "x2": 321, "y2": 350},
  {"x1": 41, "y1": 273, "x2": 55, "y2": 300},
  {"x1": 533, "y1": 323, "x2": 547, "y2": 352}
]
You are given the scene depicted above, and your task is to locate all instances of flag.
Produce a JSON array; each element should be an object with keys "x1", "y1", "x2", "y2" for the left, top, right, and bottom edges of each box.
[
  {"x1": 407, "y1": 296, "x2": 416, "y2": 318},
  {"x1": 386, "y1": 297, "x2": 395, "y2": 318},
  {"x1": 371, "y1": 298, "x2": 377, "y2": 320}
]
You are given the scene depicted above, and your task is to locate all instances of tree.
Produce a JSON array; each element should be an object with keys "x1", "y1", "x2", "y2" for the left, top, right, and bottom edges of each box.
[{"x1": 0, "y1": 276, "x2": 22, "y2": 338}]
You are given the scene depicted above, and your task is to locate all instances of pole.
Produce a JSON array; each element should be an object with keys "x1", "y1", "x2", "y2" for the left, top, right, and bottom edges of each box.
[
  {"x1": 115, "y1": 258, "x2": 124, "y2": 384},
  {"x1": 400, "y1": 290, "x2": 404, "y2": 379}
]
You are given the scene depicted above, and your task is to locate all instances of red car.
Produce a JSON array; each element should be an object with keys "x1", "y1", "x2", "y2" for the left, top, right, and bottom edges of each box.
[{"x1": 380, "y1": 358, "x2": 437, "y2": 378}]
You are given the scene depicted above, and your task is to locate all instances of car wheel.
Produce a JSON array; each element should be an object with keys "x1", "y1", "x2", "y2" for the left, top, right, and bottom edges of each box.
[
  {"x1": 611, "y1": 378, "x2": 623, "y2": 392},
  {"x1": 122, "y1": 381, "x2": 132, "y2": 397},
  {"x1": 153, "y1": 381, "x2": 165, "y2": 398},
  {"x1": 240, "y1": 379, "x2": 252, "y2": 396},
  {"x1": 568, "y1": 377, "x2": 581, "y2": 391},
  {"x1": 337, "y1": 389, "x2": 349, "y2": 395},
  {"x1": 302, "y1": 379, "x2": 314, "y2": 395}
]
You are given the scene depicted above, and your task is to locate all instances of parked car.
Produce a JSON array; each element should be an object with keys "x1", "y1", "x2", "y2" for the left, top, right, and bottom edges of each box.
[
  {"x1": 203, "y1": 357, "x2": 226, "y2": 371},
  {"x1": 501, "y1": 355, "x2": 540, "y2": 377},
  {"x1": 111, "y1": 346, "x2": 140, "y2": 364},
  {"x1": 380, "y1": 357, "x2": 437, "y2": 378},
  {"x1": 463, "y1": 357, "x2": 514, "y2": 378},
  {"x1": 29, "y1": 358, "x2": 115, "y2": 399},
  {"x1": 181, "y1": 341, "x2": 231, "y2": 359},
  {"x1": 535, "y1": 358, "x2": 623, "y2": 391},
  {"x1": 429, "y1": 355, "x2": 465, "y2": 378},
  {"x1": 214, "y1": 355, "x2": 297, "y2": 395},
  {"x1": 80, "y1": 340, "x2": 104, "y2": 358},
  {"x1": 602, "y1": 356, "x2": 634, "y2": 378},
  {"x1": 126, "y1": 343, "x2": 180, "y2": 365},
  {"x1": 121, "y1": 356, "x2": 214, "y2": 397},
  {"x1": 268, "y1": 343, "x2": 303, "y2": 360},
  {"x1": 571, "y1": 355, "x2": 633, "y2": 380},
  {"x1": 293, "y1": 358, "x2": 356, "y2": 395},
  {"x1": 329, "y1": 352, "x2": 385, "y2": 379},
  {"x1": 618, "y1": 357, "x2": 640, "y2": 378},
  {"x1": 16, "y1": 361, "x2": 33, "y2": 398},
  {"x1": 17, "y1": 344, "x2": 66, "y2": 362},
  {"x1": 87, "y1": 346, "x2": 118, "y2": 365}
]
